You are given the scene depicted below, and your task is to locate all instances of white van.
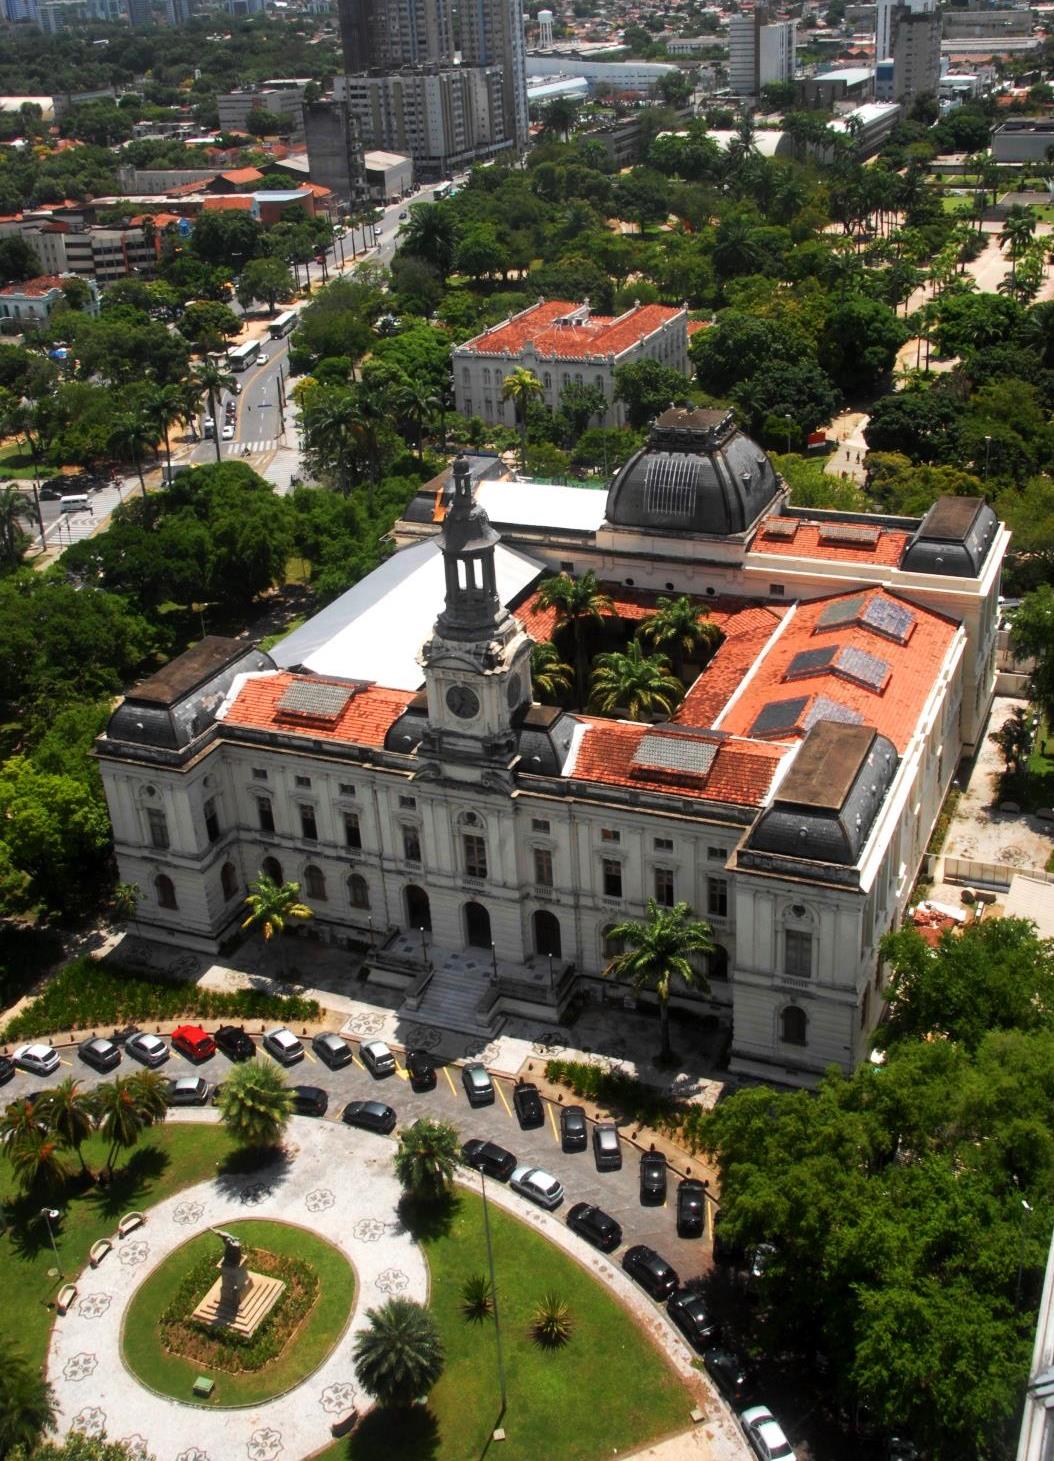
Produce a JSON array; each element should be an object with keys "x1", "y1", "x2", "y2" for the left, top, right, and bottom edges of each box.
[{"x1": 59, "y1": 494, "x2": 91, "y2": 514}]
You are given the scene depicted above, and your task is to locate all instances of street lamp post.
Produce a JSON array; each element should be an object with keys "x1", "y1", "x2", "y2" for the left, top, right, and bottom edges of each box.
[
  {"x1": 1017, "y1": 1197, "x2": 1034, "y2": 1312},
  {"x1": 419, "y1": 924, "x2": 429, "y2": 969},
  {"x1": 40, "y1": 1207, "x2": 62, "y2": 1278},
  {"x1": 479, "y1": 1169, "x2": 508, "y2": 1428},
  {"x1": 490, "y1": 941, "x2": 498, "y2": 981},
  {"x1": 984, "y1": 433, "x2": 992, "y2": 482},
  {"x1": 784, "y1": 412, "x2": 793, "y2": 455}
]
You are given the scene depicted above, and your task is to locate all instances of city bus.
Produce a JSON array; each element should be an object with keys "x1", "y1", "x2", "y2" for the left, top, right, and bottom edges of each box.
[
  {"x1": 228, "y1": 340, "x2": 261, "y2": 373},
  {"x1": 433, "y1": 181, "x2": 452, "y2": 201},
  {"x1": 269, "y1": 311, "x2": 298, "y2": 340}
]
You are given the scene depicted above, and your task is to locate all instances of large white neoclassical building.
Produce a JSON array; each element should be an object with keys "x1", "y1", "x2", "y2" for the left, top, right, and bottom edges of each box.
[{"x1": 96, "y1": 409, "x2": 1007, "y2": 1085}]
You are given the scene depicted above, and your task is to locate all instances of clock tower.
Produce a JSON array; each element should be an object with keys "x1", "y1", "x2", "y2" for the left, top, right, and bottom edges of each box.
[{"x1": 419, "y1": 455, "x2": 533, "y2": 781}]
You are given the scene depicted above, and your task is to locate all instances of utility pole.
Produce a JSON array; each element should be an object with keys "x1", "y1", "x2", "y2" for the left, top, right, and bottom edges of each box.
[{"x1": 479, "y1": 1169, "x2": 508, "y2": 1431}]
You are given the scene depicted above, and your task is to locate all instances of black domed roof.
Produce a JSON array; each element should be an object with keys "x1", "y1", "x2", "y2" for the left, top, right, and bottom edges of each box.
[{"x1": 605, "y1": 408, "x2": 781, "y2": 538}]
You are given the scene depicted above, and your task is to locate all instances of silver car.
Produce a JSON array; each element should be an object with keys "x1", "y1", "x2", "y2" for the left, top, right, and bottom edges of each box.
[
  {"x1": 13, "y1": 1042, "x2": 60, "y2": 1077},
  {"x1": 360, "y1": 1039, "x2": 396, "y2": 1077},
  {"x1": 313, "y1": 1031, "x2": 353, "y2": 1069},
  {"x1": 126, "y1": 1031, "x2": 170, "y2": 1068},
  {"x1": 741, "y1": 1406, "x2": 797, "y2": 1461},
  {"x1": 166, "y1": 1075, "x2": 212, "y2": 1106},
  {"x1": 509, "y1": 1164, "x2": 565, "y2": 1211},
  {"x1": 262, "y1": 1027, "x2": 304, "y2": 1065}
]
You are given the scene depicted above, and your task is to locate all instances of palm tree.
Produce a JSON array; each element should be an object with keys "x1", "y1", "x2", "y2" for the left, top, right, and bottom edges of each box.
[
  {"x1": 144, "y1": 382, "x2": 185, "y2": 482},
  {"x1": 215, "y1": 1057, "x2": 294, "y2": 1148},
  {"x1": 531, "y1": 640, "x2": 573, "y2": 702},
  {"x1": 191, "y1": 358, "x2": 236, "y2": 464},
  {"x1": 393, "y1": 1118, "x2": 462, "y2": 1200},
  {"x1": 0, "y1": 1096, "x2": 40, "y2": 1149},
  {"x1": 396, "y1": 381, "x2": 439, "y2": 462},
  {"x1": 0, "y1": 1339, "x2": 57, "y2": 1456},
  {"x1": 95, "y1": 1076, "x2": 147, "y2": 1178},
  {"x1": 242, "y1": 872, "x2": 313, "y2": 977},
  {"x1": 501, "y1": 366, "x2": 544, "y2": 470},
  {"x1": 37, "y1": 1077, "x2": 96, "y2": 1178},
  {"x1": 712, "y1": 213, "x2": 764, "y2": 283},
  {"x1": 305, "y1": 389, "x2": 359, "y2": 496},
  {"x1": 535, "y1": 570, "x2": 614, "y2": 709},
  {"x1": 605, "y1": 899, "x2": 714, "y2": 1062},
  {"x1": 0, "y1": 483, "x2": 32, "y2": 564},
  {"x1": 589, "y1": 640, "x2": 684, "y2": 721},
  {"x1": 353, "y1": 1297, "x2": 445, "y2": 1408},
  {"x1": 1001, "y1": 205, "x2": 1037, "y2": 289},
  {"x1": 5, "y1": 1127, "x2": 69, "y2": 1193},
  {"x1": 636, "y1": 595, "x2": 723, "y2": 682},
  {"x1": 532, "y1": 1292, "x2": 573, "y2": 1348},
  {"x1": 400, "y1": 202, "x2": 457, "y2": 278},
  {"x1": 108, "y1": 412, "x2": 158, "y2": 501},
  {"x1": 129, "y1": 1068, "x2": 170, "y2": 1129}
]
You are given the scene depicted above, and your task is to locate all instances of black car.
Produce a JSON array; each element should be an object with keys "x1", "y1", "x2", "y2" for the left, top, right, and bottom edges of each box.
[
  {"x1": 215, "y1": 1025, "x2": 255, "y2": 1062},
  {"x1": 406, "y1": 1048, "x2": 437, "y2": 1091},
  {"x1": 513, "y1": 1081, "x2": 544, "y2": 1129},
  {"x1": 0, "y1": 1054, "x2": 13, "y2": 1085},
  {"x1": 621, "y1": 1244, "x2": 679, "y2": 1301},
  {"x1": 703, "y1": 1346, "x2": 754, "y2": 1405},
  {"x1": 677, "y1": 1178, "x2": 707, "y2": 1237},
  {"x1": 342, "y1": 1100, "x2": 397, "y2": 1134},
  {"x1": 560, "y1": 1104, "x2": 588, "y2": 1152},
  {"x1": 292, "y1": 1085, "x2": 329, "y2": 1117},
  {"x1": 461, "y1": 1138, "x2": 517, "y2": 1181},
  {"x1": 78, "y1": 1036, "x2": 121, "y2": 1073},
  {"x1": 567, "y1": 1201, "x2": 622, "y2": 1253},
  {"x1": 640, "y1": 1151, "x2": 667, "y2": 1204},
  {"x1": 667, "y1": 1287, "x2": 719, "y2": 1351},
  {"x1": 312, "y1": 1032, "x2": 353, "y2": 1070}
]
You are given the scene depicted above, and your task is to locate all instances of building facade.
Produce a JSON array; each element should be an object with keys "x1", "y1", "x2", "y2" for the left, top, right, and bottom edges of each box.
[
  {"x1": 303, "y1": 99, "x2": 369, "y2": 206},
  {"x1": 0, "y1": 272, "x2": 99, "y2": 321},
  {"x1": 337, "y1": 66, "x2": 510, "y2": 177},
  {"x1": 892, "y1": 0, "x2": 941, "y2": 105},
  {"x1": 728, "y1": 9, "x2": 797, "y2": 96}
]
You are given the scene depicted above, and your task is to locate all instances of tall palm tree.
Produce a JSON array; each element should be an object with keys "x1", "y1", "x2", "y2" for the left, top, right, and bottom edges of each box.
[
  {"x1": 216, "y1": 1057, "x2": 294, "y2": 1148},
  {"x1": 605, "y1": 900, "x2": 714, "y2": 1062},
  {"x1": 0, "y1": 483, "x2": 32, "y2": 564},
  {"x1": 177, "y1": 379, "x2": 204, "y2": 442},
  {"x1": 305, "y1": 389, "x2": 359, "y2": 496},
  {"x1": 396, "y1": 380, "x2": 439, "y2": 462},
  {"x1": 144, "y1": 382, "x2": 185, "y2": 482},
  {"x1": 531, "y1": 640, "x2": 573, "y2": 702},
  {"x1": 353, "y1": 1298, "x2": 445, "y2": 1408},
  {"x1": 501, "y1": 366, "x2": 544, "y2": 470},
  {"x1": 0, "y1": 1096, "x2": 40, "y2": 1149},
  {"x1": 589, "y1": 640, "x2": 684, "y2": 721},
  {"x1": 536, "y1": 570, "x2": 614, "y2": 709},
  {"x1": 0, "y1": 1338, "x2": 57, "y2": 1456},
  {"x1": 129, "y1": 1068, "x2": 170, "y2": 1128},
  {"x1": 108, "y1": 412, "x2": 158, "y2": 502},
  {"x1": 5, "y1": 1127, "x2": 69, "y2": 1193},
  {"x1": 1001, "y1": 205, "x2": 1037, "y2": 289},
  {"x1": 400, "y1": 202, "x2": 457, "y2": 278},
  {"x1": 191, "y1": 358, "x2": 236, "y2": 464},
  {"x1": 393, "y1": 1118, "x2": 462, "y2": 1201},
  {"x1": 95, "y1": 1075, "x2": 147, "y2": 1178},
  {"x1": 636, "y1": 596, "x2": 723, "y2": 683},
  {"x1": 37, "y1": 1076, "x2": 96, "y2": 1178},
  {"x1": 242, "y1": 872, "x2": 313, "y2": 977}
]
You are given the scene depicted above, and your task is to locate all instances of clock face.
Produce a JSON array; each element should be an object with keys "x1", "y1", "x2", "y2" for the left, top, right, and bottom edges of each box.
[
  {"x1": 506, "y1": 672, "x2": 522, "y2": 709},
  {"x1": 446, "y1": 683, "x2": 480, "y2": 720}
]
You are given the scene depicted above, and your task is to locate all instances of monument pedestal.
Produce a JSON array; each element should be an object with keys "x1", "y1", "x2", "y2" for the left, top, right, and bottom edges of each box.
[{"x1": 191, "y1": 1256, "x2": 285, "y2": 1339}]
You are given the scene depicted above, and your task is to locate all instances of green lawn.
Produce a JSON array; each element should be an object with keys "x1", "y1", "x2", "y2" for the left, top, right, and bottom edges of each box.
[
  {"x1": 123, "y1": 1219, "x2": 355, "y2": 1405},
  {"x1": 317, "y1": 1192, "x2": 692, "y2": 1461},
  {"x1": 0, "y1": 443, "x2": 39, "y2": 479},
  {"x1": 0, "y1": 1124, "x2": 236, "y2": 1370}
]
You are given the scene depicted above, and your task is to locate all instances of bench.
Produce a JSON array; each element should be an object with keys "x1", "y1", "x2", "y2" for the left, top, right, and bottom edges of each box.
[
  {"x1": 329, "y1": 1410, "x2": 358, "y2": 1438},
  {"x1": 56, "y1": 1284, "x2": 77, "y2": 1315},
  {"x1": 89, "y1": 1238, "x2": 112, "y2": 1268},
  {"x1": 117, "y1": 1211, "x2": 145, "y2": 1239}
]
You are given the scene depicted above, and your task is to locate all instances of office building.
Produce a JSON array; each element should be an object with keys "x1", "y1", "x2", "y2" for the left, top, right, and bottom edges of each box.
[
  {"x1": 461, "y1": 0, "x2": 529, "y2": 150},
  {"x1": 217, "y1": 86, "x2": 306, "y2": 142},
  {"x1": 126, "y1": 0, "x2": 152, "y2": 25},
  {"x1": 525, "y1": 55, "x2": 681, "y2": 95},
  {"x1": 876, "y1": 0, "x2": 895, "y2": 62},
  {"x1": 303, "y1": 99, "x2": 368, "y2": 206},
  {"x1": 891, "y1": 0, "x2": 941, "y2": 105},
  {"x1": 337, "y1": 66, "x2": 511, "y2": 177},
  {"x1": 164, "y1": 0, "x2": 193, "y2": 23},
  {"x1": 728, "y1": 9, "x2": 796, "y2": 97},
  {"x1": 336, "y1": 0, "x2": 452, "y2": 73}
]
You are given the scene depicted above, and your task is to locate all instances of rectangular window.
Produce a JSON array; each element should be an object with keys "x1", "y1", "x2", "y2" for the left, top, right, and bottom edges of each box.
[
  {"x1": 252, "y1": 768, "x2": 268, "y2": 781},
  {"x1": 654, "y1": 836, "x2": 673, "y2": 852},
  {"x1": 707, "y1": 876, "x2": 728, "y2": 918},
  {"x1": 707, "y1": 845, "x2": 725, "y2": 862},
  {"x1": 344, "y1": 812, "x2": 362, "y2": 850},
  {"x1": 603, "y1": 859, "x2": 622, "y2": 898},
  {"x1": 403, "y1": 826, "x2": 421, "y2": 863},
  {"x1": 299, "y1": 804, "x2": 318, "y2": 841},
  {"x1": 601, "y1": 828, "x2": 620, "y2": 844},
  {"x1": 399, "y1": 794, "x2": 416, "y2": 810},
  {"x1": 203, "y1": 797, "x2": 219, "y2": 844},
  {"x1": 559, "y1": 561, "x2": 574, "y2": 573},
  {"x1": 295, "y1": 775, "x2": 311, "y2": 788},
  {"x1": 534, "y1": 847, "x2": 553, "y2": 888},
  {"x1": 464, "y1": 834, "x2": 487, "y2": 880},
  {"x1": 531, "y1": 817, "x2": 550, "y2": 834},
  {"x1": 769, "y1": 584, "x2": 786, "y2": 597},
  {"x1": 256, "y1": 797, "x2": 275, "y2": 834},
  {"x1": 339, "y1": 783, "x2": 356, "y2": 796},
  {"x1": 654, "y1": 866, "x2": 675, "y2": 907},
  {"x1": 146, "y1": 808, "x2": 169, "y2": 851},
  {"x1": 785, "y1": 929, "x2": 812, "y2": 978}
]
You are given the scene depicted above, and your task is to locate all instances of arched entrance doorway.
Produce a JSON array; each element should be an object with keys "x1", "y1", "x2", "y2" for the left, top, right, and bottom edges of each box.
[
  {"x1": 464, "y1": 901, "x2": 491, "y2": 949},
  {"x1": 533, "y1": 909, "x2": 562, "y2": 959},
  {"x1": 261, "y1": 856, "x2": 283, "y2": 884},
  {"x1": 405, "y1": 884, "x2": 431, "y2": 932}
]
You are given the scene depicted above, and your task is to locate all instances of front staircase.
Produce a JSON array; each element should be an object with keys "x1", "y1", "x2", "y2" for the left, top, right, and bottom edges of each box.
[{"x1": 402, "y1": 951, "x2": 503, "y2": 1038}]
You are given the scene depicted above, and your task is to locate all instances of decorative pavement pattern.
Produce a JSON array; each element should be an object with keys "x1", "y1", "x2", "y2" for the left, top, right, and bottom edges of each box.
[{"x1": 47, "y1": 1112, "x2": 427, "y2": 1460}]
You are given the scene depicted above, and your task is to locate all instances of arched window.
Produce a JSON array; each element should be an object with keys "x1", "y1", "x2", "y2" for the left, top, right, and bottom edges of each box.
[
  {"x1": 348, "y1": 873, "x2": 370, "y2": 909},
  {"x1": 781, "y1": 1006, "x2": 808, "y2": 1047},
  {"x1": 708, "y1": 944, "x2": 729, "y2": 980},
  {"x1": 220, "y1": 862, "x2": 238, "y2": 901},
  {"x1": 155, "y1": 874, "x2": 177, "y2": 910},
  {"x1": 304, "y1": 865, "x2": 326, "y2": 901},
  {"x1": 261, "y1": 856, "x2": 283, "y2": 884},
  {"x1": 601, "y1": 923, "x2": 625, "y2": 960}
]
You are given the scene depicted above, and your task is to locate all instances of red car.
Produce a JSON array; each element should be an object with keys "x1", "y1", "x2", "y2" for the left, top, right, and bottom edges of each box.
[{"x1": 171, "y1": 1024, "x2": 216, "y2": 1062}]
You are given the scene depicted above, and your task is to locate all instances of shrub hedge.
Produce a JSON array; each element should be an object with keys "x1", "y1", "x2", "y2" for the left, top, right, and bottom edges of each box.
[
  {"x1": 1, "y1": 955, "x2": 320, "y2": 1041},
  {"x1": 544, "y1": 1057, "x2": 708, "y2": 1152}
]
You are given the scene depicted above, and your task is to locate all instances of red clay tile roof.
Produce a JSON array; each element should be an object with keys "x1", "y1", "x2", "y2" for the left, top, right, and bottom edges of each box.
[
  {"x1": 202, "y1": 195, "x2": 255, "y2": 212},
  {"x1": 751, "y1": 517, "x2": 912, "y2": 567},
  {"x1": 168, "y1": 178, "x2": 211, "y2": 196},
  {"x1": 516, "y1": 584, "x2": 752, "y2": 646},
  {"x1": 570, "y1": 719, "x2": 783, "y2": 807},
  {"x1": 222, "y1": 673, "x2": 413, "y2": 748},
  {"x1": 686, "y1": 319, "x2": 709, "y2": 337},
  {"x1": 0, "y1": 273, "x2": 67, "y2": 296},
  {"x1": 675, "y1": 604, "x2": 787, "y2": 727},
  {"x1": 462, "y1": 299, "x2": 683, "y2": 362},
  {"x1": 218, "y1": 166, "x2": 264, "y2": 184}
]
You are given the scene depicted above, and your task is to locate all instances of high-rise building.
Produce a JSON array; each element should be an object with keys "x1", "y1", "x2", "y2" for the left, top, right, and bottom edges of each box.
[
  {"x1": 891, "y1": 0, "x2": 940, "y2": 105},
  {"x1": 337, "y1": 65, "x2": 509, "y2": 177},
  {"x1": 875, "y1": 0, "x2": 894, "y2": 62},
  {"x1": 126, "y1": 0, "x2": 152, "y2": 26},
  {"x1": 337, "y1": 0, "x2": 452, "y2": 73},
  {"x1": 460, "y1": 0, "x2": 529, "y2": 150},
  {"x1": 303, "y1": 99, "x2": 368, "y2": 206},
  {"x1": 728, "y1": 8, "x2": 796, "y2": 96},
  {"x1": 164, "y1": 0, "x2": 193, "y2": 23}
]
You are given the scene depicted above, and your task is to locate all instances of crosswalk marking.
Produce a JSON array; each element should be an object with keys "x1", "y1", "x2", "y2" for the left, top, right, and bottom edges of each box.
[{"x1": 224, "y1": 439, "x2": 277, "y2": 456}]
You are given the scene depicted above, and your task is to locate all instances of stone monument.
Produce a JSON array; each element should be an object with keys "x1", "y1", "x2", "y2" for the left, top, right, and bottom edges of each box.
[{"x1": 190, "y1": 1228, "x2": 286, "y2": 1339}]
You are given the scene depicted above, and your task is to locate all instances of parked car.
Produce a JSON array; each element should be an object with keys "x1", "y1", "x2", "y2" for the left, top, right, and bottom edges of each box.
[
  {"x1": 342, "y1": 1100, "x2": 397, "y2": 1134},
  {"x1": 360, "y1": 1039, "x2": 396, "y2": 1077},
  {"x1": 462, "y1": 1062, "x2": 494, "y2": 1106},
  {"x1": 171, "y1": 1025, "x2": 216, "y2": 1063},
  {"x1": 512, "y1": 1080, "x2": 544, "y2": 1129},
  {"x1": 740, "y1": 1405, "x2": 797, "y2": 1461},
  {"x1": 215, "y1": 1025, "x2": 255, "y2": 1061},
  {"x1": 640, "y1": 1151, "x2": 667, "y2": 1204},
  {"x1": 292, "y1": 1085, "x2": 329, "y2": 1117},
  {"x1": 166, "y1": 1076, "x2": 212, "y2": 1106},
  {"x1": 667, "y1": 1287, "x2": 719, "y2": 1351},
  {"x1": 461, "y1": 1139, "x2": 516, "y2": 1180},
  {"x1": 262, "y1": 1027, "x2": 304, "y2": 1065},
  {"x1": 703, "y1": 1346, "x2": 754, "y2": 1405},
  {"x1": 749, "y1": 1243, "x2": 777, "y2": 1281},
  {"x1": 313, "y1": 1032, "x2": 352, "y2": 1070},
  {"x1": 559, "y1": 1103, "x2": 588, "y2": 1151},
  {"x1": 221, "y1": 424, "x2": 235, "y2": 441},
  {"x1": 592, "y1": 1122, "x2": 622, "y2": 1171},
  {"x1": 566, "y1": 1202, "x2": 622, "y2": 1252},
  {"x1": 509, "y1": 1164, "x2": 564, "y2": 1211},
  {"x1": 621, "y1": 1244, "x2": 679, "y2": 1301},
  {"x1": 125, "y1": 1031, "x2": 169, "y2": 1068},
  {"x1": 677, "y1": 1178, "x2": 707, "y2": 1237},
  {"x1": 0, "y1": 1053, "x2": 14, "y2": 1085},
  {"x1": 38, "y1": 485, "x2": 63, "y2": 500},
  {"x1": 13, "y1": 1043, "x2": 60, "y2": 1077},
  {"x1": 405, "y1": 1048, "x2": 436, "y2": 1091},
  {"x1": 78, "y1": 1036, "x2": 121, "y2": 1073}
]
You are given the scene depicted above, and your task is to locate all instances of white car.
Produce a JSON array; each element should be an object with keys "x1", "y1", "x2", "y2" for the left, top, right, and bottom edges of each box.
[
  {"x1": 360, "y1": 1039, "x2": 396, "y2": 1077},
  {"x1": 262, "y1": 1027, "x2": 304, "y2": 1065},
  {"x1": 509, "y1": 1164, "x2": 565, "y2": 1211},
  {"x1": 221, "y1": 424, "x2": 235, "y2": 441},
  {"x1": 203, "y1": 415, "x2": 215, "y2": 430},
  {"x1": 13, "y1": 1042, "x2": 60, "y2": 1077},
  {"x1": 256, "y1": 352, "x2": 269, "y2": 365},
  {"x1": 741, "y1": 1406, "x2": 797, "y2": 1461}
]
